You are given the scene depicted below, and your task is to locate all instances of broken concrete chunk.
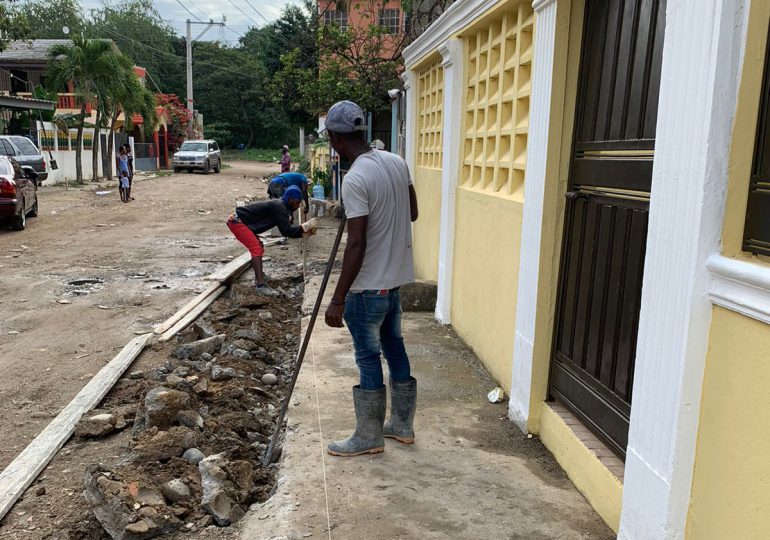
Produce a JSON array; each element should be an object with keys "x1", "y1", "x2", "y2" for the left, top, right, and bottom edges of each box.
[
  {"x1": 182, "y1": 448, "x2": 205, "y2": 465},
  {"x1": 211, "y1": 365, "x2": 236, "y2": 381},
  {"x1": 135, "y1": 486, "x2": 165, "y2": 507},
  {"x1": 173, "y1": 334, "x2": 226, "y2": 360},
  {"x1": 144, "y1": 387, "x2": 191, "y2": 430},
  {"x1": 234, "y1": 328, "x2": 260, "y2": 341},
  {"x1": 231, "y1": 339, "x2": 255, "y2": 351},
  {"x1": 193, "y1": 378, "x2": 209, "y2": 395},
  {"x1": 198, "y1": 454, "x2": 245, "y2": 527},
  {"x1": 75, "y1": 413, "x2": 116, "y2": 438},
  {"x1": 129, "y1": 426, "x2": 196, "y2": 462},
  {"x1": 233, "y1": 349, "x2": 252, "y2": 360},
  {"x1": 161, "y1": 479, "x2": 191, "y2": 503},
  {"x1": 193, "y1": 320, "x2": 217, "y2": 339}
]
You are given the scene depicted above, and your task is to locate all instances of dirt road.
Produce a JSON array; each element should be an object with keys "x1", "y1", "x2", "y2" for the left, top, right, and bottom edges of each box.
[{"x1": 0, "y1": 161, "x2": 277, "y2": 472}]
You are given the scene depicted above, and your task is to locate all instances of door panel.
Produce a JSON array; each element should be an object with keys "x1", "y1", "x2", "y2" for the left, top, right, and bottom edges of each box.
[{"x1": 549, "y1": 0, "x2": 665, "y2": 458}]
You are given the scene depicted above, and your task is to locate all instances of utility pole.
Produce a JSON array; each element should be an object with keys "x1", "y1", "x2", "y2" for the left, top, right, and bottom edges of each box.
[{"x1": 185, "y1": 18, "x2": 226, "y2": 140}]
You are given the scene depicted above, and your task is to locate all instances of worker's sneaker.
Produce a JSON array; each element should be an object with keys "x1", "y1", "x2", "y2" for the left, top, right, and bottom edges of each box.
[
  {"x1": 383, "y1": 377, "x2": 417, "y2": 444},
  {"x1": 327, "y1": 386, "x2": 386, "y2": 457},
  {"x1": 254, "y1": 284, "x2": 279, "y2": 297}
]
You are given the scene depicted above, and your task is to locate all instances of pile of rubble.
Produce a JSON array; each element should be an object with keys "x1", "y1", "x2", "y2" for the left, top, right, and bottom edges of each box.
[{"x1": 70, "y1": 278, "x2": 303, "y2": 539}]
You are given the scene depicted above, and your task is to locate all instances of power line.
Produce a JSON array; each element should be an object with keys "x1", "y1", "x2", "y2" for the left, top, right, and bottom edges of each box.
[
  {"x1": 227, "y1": 0, "x2": 260, "y2": 27},
  {"x1": 94, "y1": 24, "x2": 255, "y2": 79},
  {"x1": 243, "y1": 0, "x2": 271, "y2": 24},
  {"x1": 175, "y1": 0, "x2": 204, "y2": 23}
]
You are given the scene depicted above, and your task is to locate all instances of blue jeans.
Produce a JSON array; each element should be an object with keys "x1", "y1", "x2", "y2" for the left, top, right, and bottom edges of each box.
[{"x1": 344, "y1": 289, "x2": 411, "y2": 390}]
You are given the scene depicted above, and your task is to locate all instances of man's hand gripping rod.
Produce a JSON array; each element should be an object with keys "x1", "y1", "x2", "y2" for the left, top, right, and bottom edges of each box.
[{"x1": 263, "y1": 213, "x2": 347, "y2": 466}]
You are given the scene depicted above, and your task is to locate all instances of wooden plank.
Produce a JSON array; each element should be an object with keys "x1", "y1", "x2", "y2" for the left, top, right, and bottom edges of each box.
[
  {"x1": 204, "y1": 252, "x2": 252, "y2": 283},
  {"x1": 158, "y1": 285, "x2": 226, "y2": 342},
  {"x1": 0, "y1": 333, "x2": 152, "y2": 521},
  {"x1": 153, "y1": 282, "x2": 223, "y2": 335}
]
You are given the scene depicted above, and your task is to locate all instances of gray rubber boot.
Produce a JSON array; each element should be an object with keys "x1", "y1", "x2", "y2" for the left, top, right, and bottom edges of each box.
[
  {"x1": 327, "y1": 386, "x2": 386, "y2": 457},
  {"x1": 383, "y1": 377, "x2": 417, "y2": 444}
]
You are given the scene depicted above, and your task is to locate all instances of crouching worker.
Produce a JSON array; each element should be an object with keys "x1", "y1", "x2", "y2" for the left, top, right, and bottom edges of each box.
[
  {"x1": 323, "y1": 100, "x2": 419, "y2": 457},
  {"x1": 227, "y1": 185, "x2": 318, "y2": 295}
]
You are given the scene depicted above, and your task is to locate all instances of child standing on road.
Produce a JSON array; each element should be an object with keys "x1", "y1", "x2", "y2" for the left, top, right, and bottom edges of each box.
[{"x1": 119, "y1": 171, "x2": 130, "y2": 202}]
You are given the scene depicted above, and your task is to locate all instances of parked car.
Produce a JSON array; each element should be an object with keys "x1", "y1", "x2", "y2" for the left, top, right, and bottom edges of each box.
[
  {"x1": 172, "y1": 140, "x2": 222, "y2": 174},
  {"x1": 0, "y1": 135, "x2": 48, "y2": 183},
  {"x1": 0, "y1": 156, "x2": 39, "y2": 231}
]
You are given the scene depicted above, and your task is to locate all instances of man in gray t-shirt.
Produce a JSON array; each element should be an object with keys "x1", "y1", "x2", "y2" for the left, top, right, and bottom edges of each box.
[{"x1": 323, "y1": 101, "x2": 419, "y2": 457}]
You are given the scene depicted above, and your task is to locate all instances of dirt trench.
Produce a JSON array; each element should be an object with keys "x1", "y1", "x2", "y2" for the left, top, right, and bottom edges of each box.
[{"x1": 0, "y1": 259, "x2": 308, "y2": 540}]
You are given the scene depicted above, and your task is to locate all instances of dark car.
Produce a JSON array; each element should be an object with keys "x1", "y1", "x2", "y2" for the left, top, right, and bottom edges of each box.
[
  {"x1": 0, "y1": 156, "x2": 39, "y2": 231},
  {"x1": 0, "y1": 135, "x2": 48, "y2": 183}
]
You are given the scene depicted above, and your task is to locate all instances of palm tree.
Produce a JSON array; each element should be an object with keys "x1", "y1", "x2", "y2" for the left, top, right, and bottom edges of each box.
[
  {"x1": 102, "y1": 55, "x2": 157, "y2": 181},
  {"x1": 47, "y1": 37, "x2": 116, "y2": 183}
]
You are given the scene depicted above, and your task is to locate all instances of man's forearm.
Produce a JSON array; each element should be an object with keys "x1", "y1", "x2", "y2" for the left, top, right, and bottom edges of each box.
[{"x1": 331, "y1": 242, "x2": 365, "y2": 304}]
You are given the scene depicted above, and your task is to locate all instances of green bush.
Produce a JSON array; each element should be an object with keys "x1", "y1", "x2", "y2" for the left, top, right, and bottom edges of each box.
[{"x1": 204, "y1": 122, "x2": 233, "y2": 148}]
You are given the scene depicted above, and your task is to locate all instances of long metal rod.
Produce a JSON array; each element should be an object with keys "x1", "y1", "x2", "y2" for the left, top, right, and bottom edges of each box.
[{"x1": 264, "y1": 214, "x2": 347, "y2": 466}]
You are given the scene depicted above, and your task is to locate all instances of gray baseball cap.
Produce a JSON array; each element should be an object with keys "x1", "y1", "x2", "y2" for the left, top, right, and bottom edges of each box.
[{"x1": 323, "y1": 100, "x2": 367, "y2": 134}]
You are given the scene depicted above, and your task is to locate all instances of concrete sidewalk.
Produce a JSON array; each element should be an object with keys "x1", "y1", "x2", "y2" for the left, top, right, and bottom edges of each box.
[{"x1": 239, "y1": 270, "x2": 613, "y2": 540}]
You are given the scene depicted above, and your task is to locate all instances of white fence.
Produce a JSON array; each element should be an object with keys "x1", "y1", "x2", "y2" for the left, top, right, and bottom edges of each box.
[{"x1": 35, "y1": 121, "x2": 131, "y2": 186}]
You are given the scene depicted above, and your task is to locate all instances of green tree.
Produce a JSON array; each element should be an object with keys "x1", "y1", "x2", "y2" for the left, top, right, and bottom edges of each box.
[
  {"x1": 98, "y1": 52, "x2": 157, "y2": 181},
  {"x1": 0, "y1": 1, "x2": 29, "y2": 53},
  {"x1": 14, "y1": 0, "x2": 83, "y2": 39},
  {"x1": 88, "y1": 0, "x2": 185, "y2": 95},
  {"x1": 47, "y1": 37, "x2": 117, "y2": 183}
]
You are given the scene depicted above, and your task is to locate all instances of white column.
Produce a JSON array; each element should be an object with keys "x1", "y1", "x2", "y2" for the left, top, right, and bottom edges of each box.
[
  {"x1": 619, "y1": 1, "x2": 749, "y2": 538},
  {"x1": 402, "y1": 70, "x2": 417, "y2": 177},
  {"x1": 508, "y1": 0, "x2": 560, "y2": 431},
  {"x1": 434, "y1": 38, "x2": 465, "y2": 325}
]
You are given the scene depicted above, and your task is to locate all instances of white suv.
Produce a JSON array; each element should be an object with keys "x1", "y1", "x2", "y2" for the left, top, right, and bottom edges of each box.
[{"x1": 172, "y1": 140, "x2": 222, "y2": 174}]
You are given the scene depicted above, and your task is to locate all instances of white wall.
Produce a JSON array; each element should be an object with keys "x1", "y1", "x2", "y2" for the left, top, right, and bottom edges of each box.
[{"x1": 37, "y1": 121, "x2": 120, "y2": 186}]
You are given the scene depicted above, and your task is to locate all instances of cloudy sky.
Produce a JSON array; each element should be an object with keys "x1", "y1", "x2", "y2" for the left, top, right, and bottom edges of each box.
[{"x1": 79, "y1": 0, "x2": 303, "y2": 43}]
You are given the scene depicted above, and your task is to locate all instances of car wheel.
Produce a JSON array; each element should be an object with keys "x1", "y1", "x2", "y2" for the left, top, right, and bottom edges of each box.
[
  {"x1": 187, "y1": 168, "x2": 193, "y2": 173},
  {"x1": 203, "y1": 161, "x2": 211, "y2": 174},
  {"x1": 214, "y1": 160, "x2": 221, "y2": 173},
  {"x1": 10, "y1": 204, "x2": 26, "y2": 231},
  {"x1": 28, "y1": 197, "x2": 38, "y2": 218},
  {"x1": 173, "y1": 167, "x2": 180, "y2": 173}
]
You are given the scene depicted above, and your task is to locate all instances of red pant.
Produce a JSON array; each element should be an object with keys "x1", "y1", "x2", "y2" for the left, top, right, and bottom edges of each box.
[{"x1": 227, "y1": 217, "x2": 264, "y2": 257}]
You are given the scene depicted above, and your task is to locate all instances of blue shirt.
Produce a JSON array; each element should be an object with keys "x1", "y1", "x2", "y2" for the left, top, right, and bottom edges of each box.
[{"x1": 271, "y1": 172, "x2": 307, "y2": 188}]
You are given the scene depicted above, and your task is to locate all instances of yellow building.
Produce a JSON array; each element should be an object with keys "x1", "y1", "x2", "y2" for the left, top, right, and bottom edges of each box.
[{"x1": 403, "y1": 0, "x2": 770, "y2": 537}]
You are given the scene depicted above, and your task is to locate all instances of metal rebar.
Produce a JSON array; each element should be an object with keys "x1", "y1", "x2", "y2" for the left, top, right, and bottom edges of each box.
[{"x1": 263, "y1": 214, "x2": 347, "y2": 466}]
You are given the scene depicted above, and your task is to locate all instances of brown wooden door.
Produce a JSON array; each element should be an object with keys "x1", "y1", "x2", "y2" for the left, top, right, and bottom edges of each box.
[{"x1": 549, "y1": 0, "x2": 666, "y2": 458}]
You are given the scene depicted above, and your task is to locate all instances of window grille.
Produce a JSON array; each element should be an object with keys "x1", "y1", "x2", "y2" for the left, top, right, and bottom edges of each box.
[
  {"x1": 462, "y1": 4, "x2": 534, "y2": 197},
  {"x1": 323, "y1": 10, "x2": 348, "y2": 31},
  {"x1": 379, "y1": 9, "x2": 401, "y2": 35},
  {"x1": 416, "y1": 61, "x2": 444, "y2": 169}
]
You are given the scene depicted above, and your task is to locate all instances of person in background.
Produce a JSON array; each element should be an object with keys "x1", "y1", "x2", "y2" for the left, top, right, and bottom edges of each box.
[
  {"x1": 125, "y1": 144, "x2": 135, "y2": 200},
  {"x1": 226, "y1": 185, "x2": 318, "y2": 294},
  {"x1": 280, "y1": 145, "x2": 291, "y2": 173},
  {"x1": 117, "y1": 147, "x2": 131, "y2": 202},
  {"x1": 323, "y1": 100, "x2": 419, "y2": 457},
  {"x1": 267, "y1": 172, "x2": 310, "y2": 219}
]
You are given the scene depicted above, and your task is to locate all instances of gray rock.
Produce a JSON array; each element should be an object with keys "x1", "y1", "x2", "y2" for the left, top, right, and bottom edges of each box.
[
  {"x1": 183, "y1": 448, "x2": 205, "y2": 465},
  {"x1": 193, "y1": 378, "x2": 209, "y2": 395},
  {"x1": 161, "y1": 479, "x2": 191, "y2": 503},
  {"x1": 231, "y1": 338, "x2": 255, "y2": 351},
  {"x1": 147, "y1": 369, "x2": 167, "y2": 382},
  {"x1": 261, "y1": 373, "x2": 278, "y2": 386},
  {"x1": 128, "y1": 370, "x2": 144, "y2": 380},
  {"x1": 75, "y1": 413, "x2": 116, "y2": 438},
  {"x1": 144, "y1": 387, "x2": 191, "y2": 430},
  {"x1": 173, "y1": 366, "x2": 190, "y2": 377},
  {"x1": 257, "y1": 310, "x2": 272, "y2": 321},
  {"x1": 136, "y1": 486, "x2": 165, "y2": 507},
  {"x1": 200, "y1": 352, "x2": 213, "y2": 362},
  {"x1": 165, "y1": 374, "x2": 185, "y2": 387},
  {"x1": 211, "y1": 365, "x2": 236, "y2": 381},
  {"x1": 198, "y1": 454, "x2": 236, "y2": 526},
  {"x1": 173, "y1": 334, "x2": 226, "y2": 360},
  {"x1": 233, "y1": 349, "x2": 252, "y2": 360},
  {"x1": 177, "y1": 409, "x2": 204, "y2": 429},
  {"x1": 186, "y1": 360, "x2": 209, "y2": 373},
  {"x1": 84, "y1": 465, "x2": 180, "y2": 539},
  {"x1": 193, "y1": 320, "x2": 217, "y2": 339},
  {"x1": 234, "y1": 328, "x2": 260, "y2": 341}
]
